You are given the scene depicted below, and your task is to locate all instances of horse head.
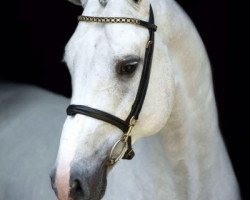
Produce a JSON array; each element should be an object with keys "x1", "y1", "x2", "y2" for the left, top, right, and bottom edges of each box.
[{"x1": 50, "y1": 1, "x2": 175, "y2": 199}]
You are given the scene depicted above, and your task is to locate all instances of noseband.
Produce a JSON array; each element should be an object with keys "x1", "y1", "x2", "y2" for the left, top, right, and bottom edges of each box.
[{"x1": 67, "y1": 5, "x2": 157, "y2": 164}]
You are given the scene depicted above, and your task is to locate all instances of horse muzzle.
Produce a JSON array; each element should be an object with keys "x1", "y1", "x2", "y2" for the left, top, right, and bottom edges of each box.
[{"x1": 50, "y1": 158, "x2": 108, "y2": 200}]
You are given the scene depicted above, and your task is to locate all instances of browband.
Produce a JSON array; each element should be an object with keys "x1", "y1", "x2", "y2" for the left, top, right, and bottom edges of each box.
[{"x1": 77, "y1": 15, "x2": 157, "y2": 32}]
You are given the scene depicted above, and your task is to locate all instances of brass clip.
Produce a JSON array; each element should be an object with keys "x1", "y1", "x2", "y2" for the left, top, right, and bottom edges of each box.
[
  {"x1": 146, "y1": 40, "x2": 153, "y2": 48},
  {"x1": 123, "y1": 116, "x2": 137, "y2": 142}
]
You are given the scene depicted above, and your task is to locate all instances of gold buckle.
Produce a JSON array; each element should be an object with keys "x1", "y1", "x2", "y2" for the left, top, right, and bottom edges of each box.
[
  {"x1": 122, "y1": 116, "x2": 136, "y2": 142},
  {"x1": 146, "y1": 40, "x2": 153, "y2": 48}
]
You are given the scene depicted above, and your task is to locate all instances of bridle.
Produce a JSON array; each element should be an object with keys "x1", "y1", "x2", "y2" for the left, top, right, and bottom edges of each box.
[
  {"x1": 66, "y1": 5, "x2": 157, "y2": 165},
  {"x1": 67, "y1": 5, "x2": 157, "y2": 164}
]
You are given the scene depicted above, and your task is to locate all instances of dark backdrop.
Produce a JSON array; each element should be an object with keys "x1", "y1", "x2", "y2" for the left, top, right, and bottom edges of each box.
[{"x1": 1, "y1": 0, "x2": 247, "y2": 199}]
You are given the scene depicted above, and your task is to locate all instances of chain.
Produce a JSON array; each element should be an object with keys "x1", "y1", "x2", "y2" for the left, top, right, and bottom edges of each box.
[{"x1": 78, "y1": 16, "x2": 140, "y2": 25}]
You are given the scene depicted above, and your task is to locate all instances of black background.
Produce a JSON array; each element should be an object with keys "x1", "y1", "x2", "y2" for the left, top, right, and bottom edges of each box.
[{"x1": 1, "y1": 0, "x2": 247, "y2": 199}]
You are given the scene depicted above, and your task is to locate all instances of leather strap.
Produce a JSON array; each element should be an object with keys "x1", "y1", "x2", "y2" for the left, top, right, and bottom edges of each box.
[
  {"x1": 67, "y1": 105, "x2": 129, "y2": 132},
  {"x1": 126, "y1": 6, "x2": 155, "y2": 123},
  {"x1": 139, "y1": 18, "x2": 157, "y2": 31}
]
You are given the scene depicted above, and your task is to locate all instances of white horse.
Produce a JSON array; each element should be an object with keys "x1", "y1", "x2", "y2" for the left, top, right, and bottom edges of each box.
[
  {"x1": 0, "y1": 0, "x2": 239, "y2": 200},
  {"x1": 50, "y1": 0, "x2": 240, "y2": 200}
]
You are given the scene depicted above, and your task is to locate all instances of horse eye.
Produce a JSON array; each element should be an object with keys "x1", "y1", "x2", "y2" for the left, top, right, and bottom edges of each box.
[{"x1": 116, "y1": 59, "x2": 139, "y2": 75}]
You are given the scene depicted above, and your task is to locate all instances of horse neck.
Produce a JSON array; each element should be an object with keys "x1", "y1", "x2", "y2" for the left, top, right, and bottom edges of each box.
[{"x1": 152, "y1": 0, "x2": 239, "y2": 199}]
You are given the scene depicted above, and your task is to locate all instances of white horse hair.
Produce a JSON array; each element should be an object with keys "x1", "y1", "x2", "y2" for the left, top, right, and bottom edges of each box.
[
  {"x1": 51, "y1": 0, "x2": 240, "y2": 199},
  {"x1": 0, "y1": 0, "x2": 239, "y2": 200}
]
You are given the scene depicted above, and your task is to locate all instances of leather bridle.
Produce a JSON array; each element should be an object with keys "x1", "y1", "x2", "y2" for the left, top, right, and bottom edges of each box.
[{"x1": 66, "y1": 5, "x2": 157, "y2": 164}]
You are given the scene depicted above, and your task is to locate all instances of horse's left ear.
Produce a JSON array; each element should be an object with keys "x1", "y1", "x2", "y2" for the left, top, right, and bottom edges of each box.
[{"x1": 67, "y1": 0, "x2": 82, "y2": 6}]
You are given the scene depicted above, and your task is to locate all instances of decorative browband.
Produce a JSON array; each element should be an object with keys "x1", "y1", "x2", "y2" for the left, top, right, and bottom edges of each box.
[{"x1": 78, "y1": 16, "x2": 157, "y2": 32}]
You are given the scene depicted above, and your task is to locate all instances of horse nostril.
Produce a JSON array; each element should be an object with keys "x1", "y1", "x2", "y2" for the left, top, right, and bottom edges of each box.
[
  {"x1": 70, "y1": 180, "x2": 85, "y2": 199},
  {"x1": 69, "y1": 160, "x2": 108, "y2": 200}
]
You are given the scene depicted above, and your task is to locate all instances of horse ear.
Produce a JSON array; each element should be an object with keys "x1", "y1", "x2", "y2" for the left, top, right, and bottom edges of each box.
[{"x1": 67, "y1": 0, "x2": 82, "y2": 6}]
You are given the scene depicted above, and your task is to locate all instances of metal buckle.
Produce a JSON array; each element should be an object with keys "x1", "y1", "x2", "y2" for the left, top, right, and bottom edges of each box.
[
  {"x1": 107, "y1": 117, "x2": 137, "y2": 165},
  {"x1": 122, "y1": 117, "x2": 136, "y2": 142},
  {"x1": 146, "y1": 40, "x2": 153, "y2": 48}
]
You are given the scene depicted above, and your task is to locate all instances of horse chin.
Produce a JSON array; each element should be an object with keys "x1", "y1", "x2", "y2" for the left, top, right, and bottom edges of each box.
[
  {"x1": 70, "y1": 184, "x2": 107, "y2": 200},
  {"x1": 91, "y1": 174, "x2": 107, "y2": 200},
  {"x1": 95, "y1": 179, "x2": 108, "y2": 200},
  {"x1": 68, "y1": 181, "x2": 107, "y2": 200}
]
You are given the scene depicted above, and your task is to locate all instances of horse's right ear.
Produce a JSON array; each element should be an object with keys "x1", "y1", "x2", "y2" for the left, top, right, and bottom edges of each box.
[{"x1": 67, "y1": 0, "x2": 82, "y2": 6}]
